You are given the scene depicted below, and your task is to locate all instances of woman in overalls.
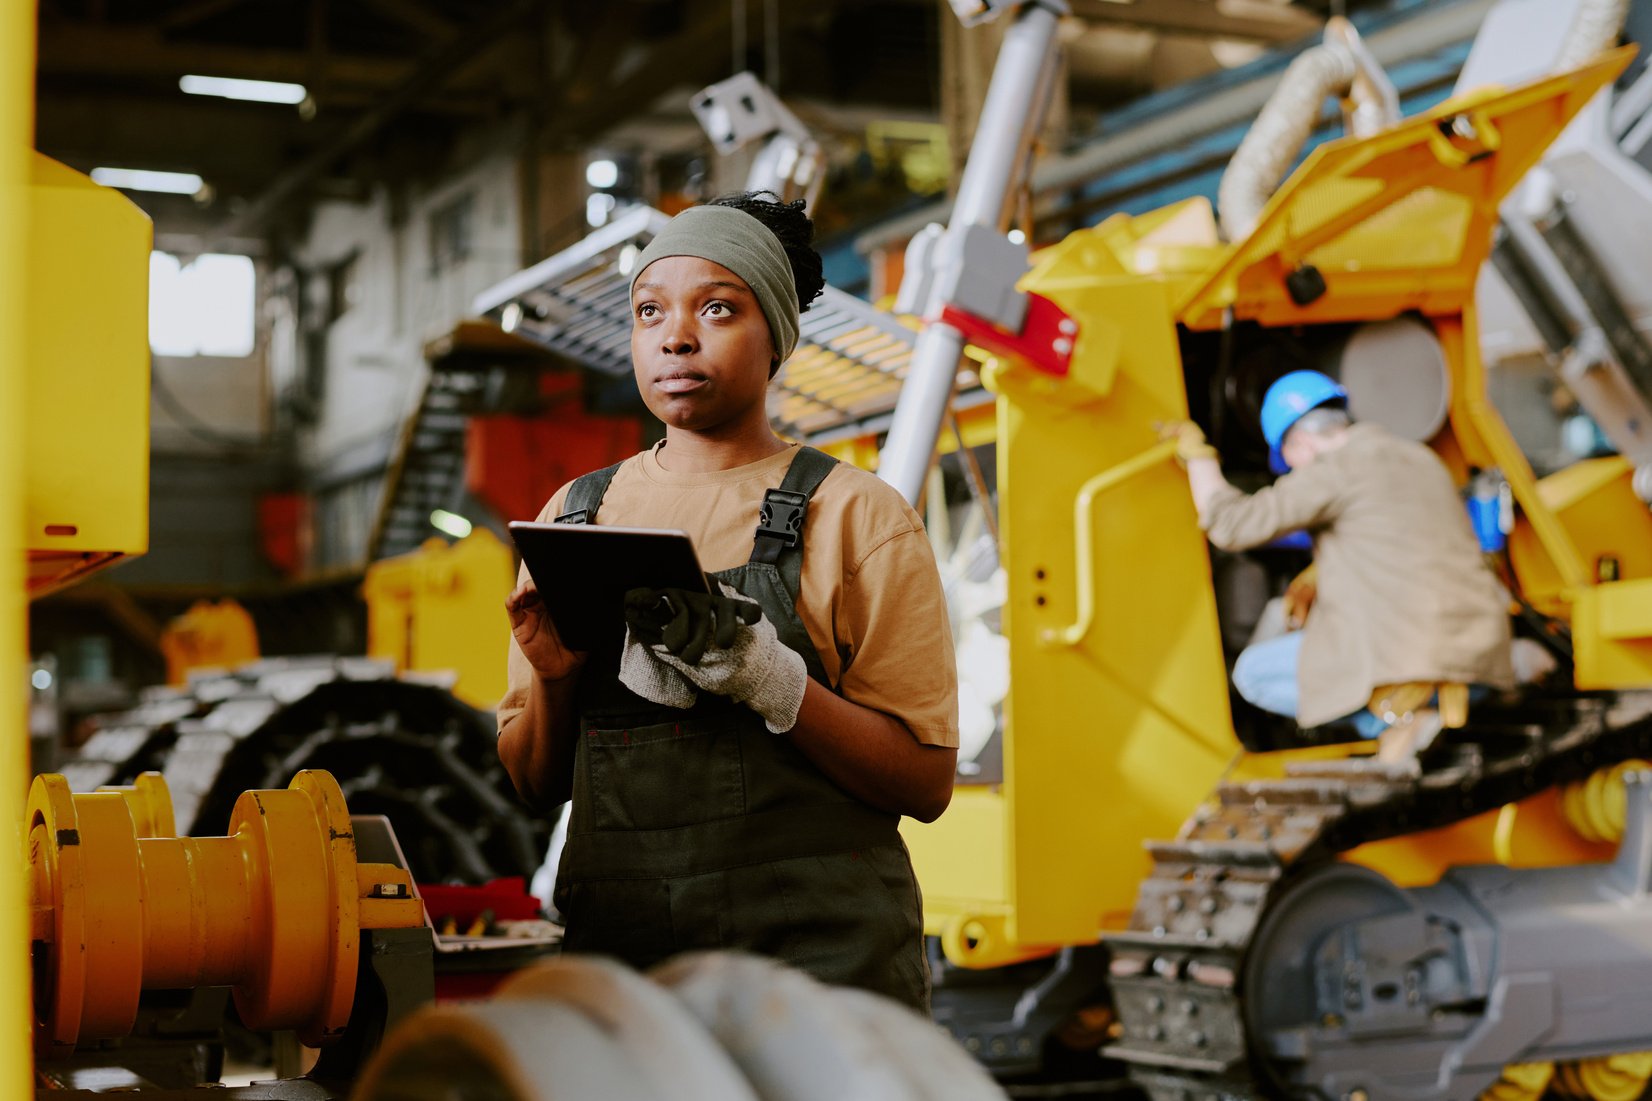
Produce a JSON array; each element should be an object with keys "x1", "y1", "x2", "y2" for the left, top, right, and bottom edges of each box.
[{"x1": 496, "y1": 192, "x2": 959, "y2": 1012}]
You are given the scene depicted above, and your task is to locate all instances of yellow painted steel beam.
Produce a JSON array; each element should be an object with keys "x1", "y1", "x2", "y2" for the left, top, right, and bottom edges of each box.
[{"x1": 0, "y1": 5, "x2": 32, "y2": 1093}]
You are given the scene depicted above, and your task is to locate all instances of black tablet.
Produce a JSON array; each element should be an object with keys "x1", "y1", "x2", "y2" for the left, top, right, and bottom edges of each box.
[{"x1": 507, "y1": 522, "x2": 710, "y2": 650}]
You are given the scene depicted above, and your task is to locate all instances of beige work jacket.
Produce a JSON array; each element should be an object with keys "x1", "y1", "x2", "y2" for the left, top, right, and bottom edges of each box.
[{"x1": 1201, "y1": 424, "x2": 1514, "y2": 727}]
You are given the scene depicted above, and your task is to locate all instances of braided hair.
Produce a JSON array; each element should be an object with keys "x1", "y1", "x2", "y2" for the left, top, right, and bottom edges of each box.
[{"x1": 708, "y1": 190, "x2": 826, "y2": 314}]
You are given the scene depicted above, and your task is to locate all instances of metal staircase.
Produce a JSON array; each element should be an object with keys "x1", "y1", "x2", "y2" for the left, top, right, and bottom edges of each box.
[
  {"x1": 368, "y1": 367, "x2": 478, "y2": 561},
  {"x1": 367, "y1": 322, "x2": 555, "y2": 562}
]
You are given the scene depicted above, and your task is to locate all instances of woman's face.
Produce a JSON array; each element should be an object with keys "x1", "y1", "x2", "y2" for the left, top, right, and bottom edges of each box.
[{"x1": 630, "y1": 255, "x2": 776, "y2": 436}]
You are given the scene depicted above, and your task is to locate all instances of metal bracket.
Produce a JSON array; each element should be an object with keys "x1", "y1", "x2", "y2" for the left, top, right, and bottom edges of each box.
[
  {"x1": 938, "y1": 291, "x2": 1077, "y2": 378},
  {"x1": 925, "y1": 221, "x2": 1031, "y2": 332}
]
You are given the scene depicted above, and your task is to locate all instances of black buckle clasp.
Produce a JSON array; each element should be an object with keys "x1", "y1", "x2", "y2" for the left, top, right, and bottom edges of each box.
[
  {"x1": 755, "y1": 488, "x2": 808, "y2": 548},
  {"x1": 554, "y1": 508, "x2": 591, "y2": 525}
]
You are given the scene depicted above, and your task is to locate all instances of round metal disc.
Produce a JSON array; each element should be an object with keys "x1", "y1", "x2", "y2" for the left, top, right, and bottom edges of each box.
[
  {"x1": 1339, "y1": 317, "x2": 1452, "y2": 443},
  {"x1": 1242, "y1": 863, "x2": 1416, "y2": 1093},
  {"x1": 288, "y1": 768, "x2": 360, "y2": 1046},
  {"x1": 27, "y1": 774, "x2": 85, "y2": 1055}
]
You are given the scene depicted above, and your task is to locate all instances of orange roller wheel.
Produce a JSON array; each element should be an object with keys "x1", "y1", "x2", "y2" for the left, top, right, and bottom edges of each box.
[
  {"x1": 1480, "y1": 1062, "x2": 1555, "y2": 1101},
  {"x1": 1555, "y1": 1053, "x2": 1652, "y2": 1101},
  {"x1": 25, "y1": 768, "x2": 423, "y2": 1054}
]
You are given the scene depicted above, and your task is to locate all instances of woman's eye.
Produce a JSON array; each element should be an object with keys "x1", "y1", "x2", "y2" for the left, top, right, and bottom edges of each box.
[
  {"x1": 637, "y1": 303, "x2": 658, "y2": 318},
  {"x1": 704, "y1": 302, "x2": 729, "y2": 316}
]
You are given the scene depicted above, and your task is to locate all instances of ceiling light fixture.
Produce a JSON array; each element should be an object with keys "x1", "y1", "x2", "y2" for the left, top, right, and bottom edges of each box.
[
  {"x1": 90, "y1": 167, "x2": 205, "y2": 195},
  {"x1": 430, "y1": 509, "x2": 474, "y2": 539},
  {"x1": 179, "y1": 74, "x2": 308, "y2": 105}
]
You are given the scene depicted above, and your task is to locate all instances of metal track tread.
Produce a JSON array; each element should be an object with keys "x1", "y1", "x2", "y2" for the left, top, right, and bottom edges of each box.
[
  {"x1": 1104, "y1": 692, "x2": 1652, "y2": 1101},
  {"x1": 39, "y1": 1086, "x2": 338, "y2": 1100}
]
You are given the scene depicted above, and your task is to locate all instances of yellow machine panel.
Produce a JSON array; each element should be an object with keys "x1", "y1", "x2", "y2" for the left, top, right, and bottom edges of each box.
[
  {"x1": 25, "y1": 154, "x2": 150, "y2": 597},
  {"x1": 904, "y1": 264, "x2": 1236, "y2": 965},
  {"x1": 159, "y1": 598, "x2": 260, "y2": 686},
  {"x1": 1508, "y1": 456, "x2": 1652, "y2": 614},
  {"x1": 363, "y1": 529, "x2": 515, "y2": 708},
  {"x1": 1178, "y1": 51, "x2": 1630, "y2": 331}
]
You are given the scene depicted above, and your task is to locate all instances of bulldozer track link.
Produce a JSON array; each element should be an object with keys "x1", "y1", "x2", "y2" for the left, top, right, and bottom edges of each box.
[{"x1": 1107, "y1": 692, "x2": 1652, "y2": 1101}]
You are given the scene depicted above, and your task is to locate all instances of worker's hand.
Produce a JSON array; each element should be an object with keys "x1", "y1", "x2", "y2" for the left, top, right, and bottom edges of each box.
[
  {"x1": 1156, "y1": 419, "x2": 1219, "y2": 465},
  {"x1": 618, "y1": 626, "x2": 698, "y2": 709},
  {"x1": 632, "y1": 581, "x2": 806, "y2": 733},
  {"x1": 623, "y1": 577, "x2": 762, "y2": 666},
  {"x1": 505, "y1": 579, "x2": 588, "y2": 683},
  {"x1": 1283, "y1": 562, "x2": 1318, "y2": 629}
]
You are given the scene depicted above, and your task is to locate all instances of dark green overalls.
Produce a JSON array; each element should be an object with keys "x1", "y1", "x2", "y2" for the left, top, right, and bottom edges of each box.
[{"x1": 550, "y1": 446, "x2": 930, "y2": 1011}]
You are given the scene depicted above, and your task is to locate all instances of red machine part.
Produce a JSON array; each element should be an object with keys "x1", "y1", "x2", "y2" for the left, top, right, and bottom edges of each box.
[
  {"x1": 466, "y1": 379, "x2": 642, "y2": 525},
  {"x1": 939, "y1": 290, "x2": 1077, "y2": 377}
]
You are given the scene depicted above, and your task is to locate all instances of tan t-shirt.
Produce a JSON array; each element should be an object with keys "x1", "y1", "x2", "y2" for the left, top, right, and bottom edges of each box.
[{"x1": 498, "y1": 442, "x2": 959, "y2": 748}]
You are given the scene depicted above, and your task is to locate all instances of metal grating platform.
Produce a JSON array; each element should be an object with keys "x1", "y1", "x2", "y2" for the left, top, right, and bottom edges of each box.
[{"x1": 473, "y1": 204, "x2": 987, "y2": 443}]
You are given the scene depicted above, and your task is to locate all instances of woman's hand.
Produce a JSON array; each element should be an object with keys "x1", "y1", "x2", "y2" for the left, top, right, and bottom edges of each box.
[{"x1": 506, "y1": 579, "x2": 588, "y2": 683}]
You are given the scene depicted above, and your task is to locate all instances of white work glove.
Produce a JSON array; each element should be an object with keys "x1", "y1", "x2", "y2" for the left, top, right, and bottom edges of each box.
[
  {"x1": 645, "y1": 582, "x2": 807, "y2": 733},
  {"x1": 618, "y1": 626, "x2": 698, "y2": 709}
]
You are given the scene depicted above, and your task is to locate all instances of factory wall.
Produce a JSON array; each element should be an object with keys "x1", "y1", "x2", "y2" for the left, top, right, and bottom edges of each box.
[{"x1": 280, "y1": 123, "x2": 533, "y2": 570}]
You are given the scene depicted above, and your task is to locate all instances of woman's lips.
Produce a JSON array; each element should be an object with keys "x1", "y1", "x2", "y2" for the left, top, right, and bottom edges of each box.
[{"x1": 655, "y1": 374, "x2": 707, "y2": 394}]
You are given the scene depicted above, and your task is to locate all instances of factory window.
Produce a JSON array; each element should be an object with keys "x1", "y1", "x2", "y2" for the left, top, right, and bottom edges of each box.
[
  {"x1": 326, "y1": 252, "x2": 362, "y2": 324},
  {"x1": 429, "y1": 192, "x2": 476, "y2": 272},
  {"x1": 149, "y1": 251, "x2": 256, "y2": 358}
]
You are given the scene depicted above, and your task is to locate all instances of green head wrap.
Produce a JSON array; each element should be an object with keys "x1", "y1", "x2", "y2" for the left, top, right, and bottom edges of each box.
[{"x1": 631, "y1": 205, "x2": 800, "y2": 366}]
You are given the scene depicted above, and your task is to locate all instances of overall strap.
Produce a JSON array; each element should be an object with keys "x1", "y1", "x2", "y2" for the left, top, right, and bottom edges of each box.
[
  {"x1": 749, "y1": 446, "x2": 839, "y2": 592},
  {"x1": 554, "y1": 461, "x2": 624, "y2": 525}
]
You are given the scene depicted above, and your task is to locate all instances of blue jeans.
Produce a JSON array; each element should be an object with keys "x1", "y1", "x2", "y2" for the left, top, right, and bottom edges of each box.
[{"x1": 1232, "y1": 632, "x2": 1389, "y2": 739}]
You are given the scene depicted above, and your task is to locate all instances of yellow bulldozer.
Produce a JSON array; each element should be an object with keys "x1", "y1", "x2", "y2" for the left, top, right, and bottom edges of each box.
[{"x1": 861, "y1": 2, "x2": 1652, "y2": 1100}]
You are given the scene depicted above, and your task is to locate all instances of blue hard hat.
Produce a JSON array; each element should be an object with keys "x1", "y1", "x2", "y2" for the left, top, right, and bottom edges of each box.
[{"x1": 1261, "y1": 370, "x2": 1347, "y2": 474}]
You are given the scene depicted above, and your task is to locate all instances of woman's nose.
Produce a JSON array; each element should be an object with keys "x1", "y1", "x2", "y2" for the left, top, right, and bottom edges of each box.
[{"x1": 660, "y1": 320, "x2": 696, "y2": 355}]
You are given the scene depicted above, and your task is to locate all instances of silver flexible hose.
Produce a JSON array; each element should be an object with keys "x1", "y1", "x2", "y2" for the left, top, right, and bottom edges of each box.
[{"x1": 1217, "y1": 43, "x2": 1357, "y2": 241}]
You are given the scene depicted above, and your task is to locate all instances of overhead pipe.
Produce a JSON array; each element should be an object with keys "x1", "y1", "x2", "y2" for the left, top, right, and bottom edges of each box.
[
  {"x1": 1217, "y1": 35, "x2": 1356, "y2": 241},
  {"x1": 1326, "y1": 16, "x2": 1401, "y2": 139},
  {"x1": 1215, "y1": 15, "x2": 1407, "y2": 242},
  {"x1": 1554, "y1": 0, "x2": 1630, "y2": 74},
  {"x1": 206, "y1": 0, "x2": 545, "y2": 254}
]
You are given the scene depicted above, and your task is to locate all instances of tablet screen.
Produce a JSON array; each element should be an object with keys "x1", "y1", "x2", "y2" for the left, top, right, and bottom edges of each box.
[{"x1": 508, "y1": 522, "x2": 710, "y2": 650}]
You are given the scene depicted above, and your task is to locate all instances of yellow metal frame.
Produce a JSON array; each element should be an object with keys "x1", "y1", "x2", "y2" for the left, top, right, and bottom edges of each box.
[
  {"x1": 904, "y1": 262, "x2": 1237, "y2": 965},
  {"x1": 3, "y1": 7, "x2": 34, "y2": 1092}
]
